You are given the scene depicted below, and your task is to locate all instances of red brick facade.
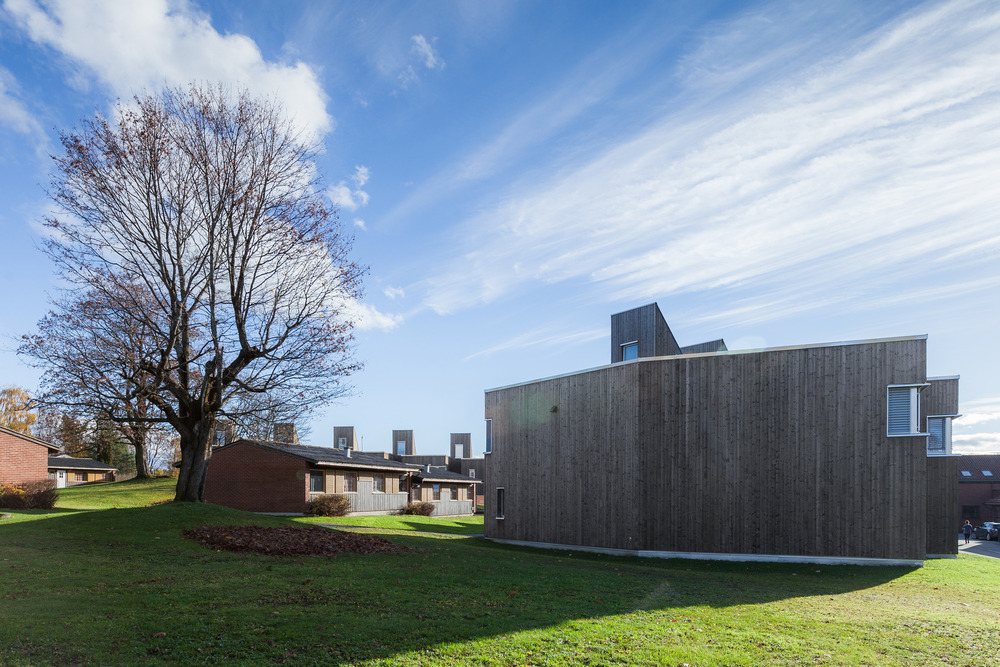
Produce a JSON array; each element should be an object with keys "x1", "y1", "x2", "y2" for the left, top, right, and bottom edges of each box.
[
  {"x1": 0, "y1": 427, "x2": 54, "y2": 485},
  {"x1": 204, "y1": 441, "x2": 310, "y2": 513}
]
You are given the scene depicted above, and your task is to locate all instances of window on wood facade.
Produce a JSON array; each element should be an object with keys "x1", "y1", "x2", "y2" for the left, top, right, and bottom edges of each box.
[
  {"x1": 927, "y1": 416, "x2": 953, "y2": 454},
  {"x1": 496, "y1": 487, "x2": 505, "y2": 519},
  {"x1": 337, "y1": 437, "x2": 347, "y2": 449},
  {"x1": 432, "y1": 484, "x2": 440, "y2": 500},
  {"x1": 396, "y1": 440, "x2": 406, "y2": 456},
  {"x1": 963, "y1": 505, "x2": 980, "y2": 520},
  {"x1": 887, "y1": 385, "x2": 922, "y2": 436},
  {"x1": 344, "y1": 472, "x2": 357, "y2": 493},
  {"x1": 621, "y1": 341, "x2": 638, "y2": 361},
  {"x1": 74, "y1": 472, "x2": 86, "y2": 482},
  {"x1": 485, "y1": 419, "x2": 492, "y2": 454},
  {"x1": 373, "y1": 473, "x2": 385, "y2": 492},
  {"x1": 450, "y1": 485, "x2": 457, "y2": 500},
  {"x1": 469, "y1": 468, "x2": 476, "y2": 478},
  {"x1": 310, "y1": 471, "x2": 324, "y2": 493}
]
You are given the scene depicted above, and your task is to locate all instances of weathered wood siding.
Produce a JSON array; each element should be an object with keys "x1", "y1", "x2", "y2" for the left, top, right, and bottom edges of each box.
[
  {"x1": 610, "y1": 303, "x2": 681, "y2": 362},
  {"x1": 924, "y1": 378, "x2": 959, "y2": 417},
  {"x1": 333, "y1": 426, "x2": 358, "y2": 450},
  {"x1": 451, "y1": 433, "x2": 472, "y2": 459},
  {"x1": 925, "y1": 455, "x2": 959, "y2": 555},
  {"x1": 392, "y1": 430, "x2": 414, "y2": 456},
  {"x1": 485, "y1": 337, "x2": 931, "y2": 561},
  {"x1": 345, "y1": 480, "x2": 409, "y2": 514}
]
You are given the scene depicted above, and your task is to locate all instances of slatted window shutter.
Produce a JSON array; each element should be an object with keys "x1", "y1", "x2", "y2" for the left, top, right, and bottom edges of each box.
[
  {"x1": 887, "y1": 386, "x2": 918, "y2": 435},
  {"x1": 927, "y1": 417, "x2": 945, "y2": 451}
]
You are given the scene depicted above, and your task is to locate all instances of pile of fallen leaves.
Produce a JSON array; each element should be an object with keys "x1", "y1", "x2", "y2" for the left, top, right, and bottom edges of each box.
[{"x1": 182, "y1": 524, "x2": 403, "y2": 557}]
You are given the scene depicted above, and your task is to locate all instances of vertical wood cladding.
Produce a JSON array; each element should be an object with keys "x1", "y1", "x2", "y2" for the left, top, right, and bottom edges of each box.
[
  {"x1": 486, "y1": 337, "x2": 933, "y2": 561},
  {"x1": 333, "y1": 426, "x2": 358, "y2": 450},
  {"x1": 392, "y1": 430, "x2": 415, "y2": 456},
  {"x1": 924, "y1": 378, "x2": 960, "y2": 417},
  {"x1": 610, "y1": 303, "x2": 682, "y2": 363},
  {"x1": 451, "y1": 433, "x2": 472, "y2": 459},
  {"x1": 925, "y1": 455, "x2": 959, "y2": 555}
]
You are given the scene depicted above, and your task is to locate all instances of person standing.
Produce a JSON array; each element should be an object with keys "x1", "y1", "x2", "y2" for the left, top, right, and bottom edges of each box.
[{"x1": 963, "y1": 520, "x2": 973, "y2": 544}]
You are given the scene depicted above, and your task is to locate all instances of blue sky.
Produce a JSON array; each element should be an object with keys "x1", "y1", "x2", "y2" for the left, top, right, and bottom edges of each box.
[{"x1": 1, "y1": 0, "x2": 998, "y2": 456}]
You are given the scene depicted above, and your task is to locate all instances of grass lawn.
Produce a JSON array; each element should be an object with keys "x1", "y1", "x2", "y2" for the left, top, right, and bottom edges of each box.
[
  {"x1": 1, "y1": 485, "x2": 998, "y2": 665},
  {"x1": 55, "y1": 476, "x2": 177, "y2": 510},
  {"x1": 296, "y1": 513, "x2": 484, "y2": 535}
]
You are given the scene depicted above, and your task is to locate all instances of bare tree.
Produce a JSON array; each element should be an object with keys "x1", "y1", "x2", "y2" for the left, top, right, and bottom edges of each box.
[{"x1": 34, "y1": 84, "x2": 364, "y2": 501}]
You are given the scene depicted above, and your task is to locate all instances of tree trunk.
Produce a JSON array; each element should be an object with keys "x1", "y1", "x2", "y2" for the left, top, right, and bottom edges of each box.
[
  {"x1": 174, "y1": 422, "x2": 213, "y2": 502},
  {"x1": 133, "y1": 438, "x2": 151, "y2": 479}
]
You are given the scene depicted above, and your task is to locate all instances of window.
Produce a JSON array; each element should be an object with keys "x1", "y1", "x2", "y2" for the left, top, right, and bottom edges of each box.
[
  {"x1": 621, "y1": 341, "x2": 639, "y2": 361},
  {"x1": 496, "y1": 487, "x2": 505, "y2": 519},
  {"x1": 927, "y1": 417, "x2": 949, "y2": 453},
  {"x1": 373, "y1": 473, "x2": 385, "y2": 492},
  {"x1": 310, "y1": 471, "x2": 324, "y2": 493},
  {"x1": 963, "y1": 505, "x2": 980, "y2": 520},
  {"x1": 961, "y1": 470, "x2": 972, "y2": 477},
  {"x1": 984, "y1": 471, "x2": 994, "y2": 477},
  {"x1": 887, "y1": 385, "x2": 923, "y2": 436},
  {"x1": 337, "y1": 437, "x2": 347, "y2": 449},
  {"x1": 74, "y1": 472, "x2": 86, "y2": 482},
  {"x1": 432, "y1": 484, "x2": 441, "y2": 500},
  {"x1": 396, "y1": 440, "x2": 407, "y2": 456},
  {"x1": 450, "y1": 485, "x2": 457, "y2": 500},
  {"x1": 344, "y1": 472, "x2": 357, "y2": 493},
  {"x1": 484, "y1": 419, "x2": 493, "y2": 454},
  {"x1": 214, "y1": 429, "x2": 226, "y2": 447},
  {"x1": 469, "y1": 469, "x2": 476, "y2": 478}
]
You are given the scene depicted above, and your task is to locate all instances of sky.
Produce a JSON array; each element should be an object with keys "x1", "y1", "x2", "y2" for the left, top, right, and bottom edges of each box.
[{"x1": 0, "y1": 0, "x2": 998, "y2": 458}]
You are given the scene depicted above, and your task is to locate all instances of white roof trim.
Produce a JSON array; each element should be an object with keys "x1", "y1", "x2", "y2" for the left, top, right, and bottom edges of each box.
[
  {"x1": 927, "y1": 375, "x2": 960, "y2": 381},
  {"x1": 486, "y1": 334, "x2": 929, "y2": 393}
]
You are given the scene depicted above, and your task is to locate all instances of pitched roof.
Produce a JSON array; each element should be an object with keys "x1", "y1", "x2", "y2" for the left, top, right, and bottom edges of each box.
[
  {"x1": 0, "y1": 425, "x2": 60, "y2": 451},
  {"x1": 414, "y1": 466, "x2": 477, "y2": 483},
  {"x1": 225, "y1": 439, "x2": 416, "y2": 471},
  {"x1": 48, "y1": 455, "x2": 118, "y2": 472},
  {"x1": 957, "y1": 454, "x2": 1000, "y2": 481}
]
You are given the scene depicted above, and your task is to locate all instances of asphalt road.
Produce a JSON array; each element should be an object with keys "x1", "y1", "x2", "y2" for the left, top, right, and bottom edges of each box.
[{"x1": 958, "y1": 537, "x2": 1000, "y2": 559}]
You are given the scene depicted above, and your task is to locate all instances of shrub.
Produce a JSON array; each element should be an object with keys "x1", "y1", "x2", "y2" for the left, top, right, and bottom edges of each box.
[
  {"x1": 400, "y1": 502, "x2": 434, "y2": 516},
  {"x1": 307, "y1": 494, "x2": 351, "y2": 517},
  {"x1": 0, "y1": 480, "x2": 57, "y2": 510}
]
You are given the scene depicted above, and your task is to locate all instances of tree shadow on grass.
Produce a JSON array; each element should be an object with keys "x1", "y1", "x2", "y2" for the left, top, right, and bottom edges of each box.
[{"x1": 0, "y1": 505, "x2": 923, "y2": 665}]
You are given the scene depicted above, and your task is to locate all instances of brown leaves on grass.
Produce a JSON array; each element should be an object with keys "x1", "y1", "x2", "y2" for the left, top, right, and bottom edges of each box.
[{"x1": 182, "y1": 525, "x2": 402, "y2": 557}]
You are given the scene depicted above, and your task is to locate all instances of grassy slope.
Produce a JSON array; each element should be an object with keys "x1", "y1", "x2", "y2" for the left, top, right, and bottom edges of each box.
[
  {"x1": 295, "y1": 513, "x2": 484, "y2": 535},
  {"x1": 0, "y1": 484, "x2": 998, "y2": 666},
  {"x1": 55, "y1": 476, "x2": 177, "y2": 509}
]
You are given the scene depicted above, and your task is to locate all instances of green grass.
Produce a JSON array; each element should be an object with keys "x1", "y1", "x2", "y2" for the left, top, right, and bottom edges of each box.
[
  {"x1": 1, "y1": 483, "x2": 998, "y2": 665},
  {"x1": 55, "y1": 476, "x2": 177, "y2": 509},
  {"x1": 295, "y1": 513, "x2": 484, "y2": 535}
]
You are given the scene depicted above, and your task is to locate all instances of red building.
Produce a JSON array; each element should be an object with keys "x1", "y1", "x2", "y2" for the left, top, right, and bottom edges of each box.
[
  {"x1": 958, "y1": 454, "x2": 1000, "y2": 525},
  {"x1": 0, "y1": 425, "x2": 59, "y2": 485}
]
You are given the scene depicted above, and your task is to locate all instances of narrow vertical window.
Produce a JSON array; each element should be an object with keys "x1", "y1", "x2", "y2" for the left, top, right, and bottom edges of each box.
[
  {"x1": 433, "y1": 484, "x2": 441, "y2": 500},
  {"x1": 621, "y1": 341, "x2": 638, "y2": 361},
  {"x1": 310, "y1": 471, "x2": 324, "y2": 493},
  {"x1": 496, "y1": 487, "x2": 505, "y2": 519},
  {"x1": 396, "y1": 440, "x2": 407, "y2": 456},
  {"x1": 344, "y1": 472, "x2": 357, "y2": 492},
  {"x1": 926, "y1": 417, "x2": 952, "y2": 454},
  {"x1": 887, "y1": 386, "x2": 921, "y2": 436},
  {"x1": 337, "y1": 437, "x2": 347, "y2": 449},
  {"x1": 373, "y1": 473, "x2": 385, "y2": 492},
  {"x1": 484, "y1": 419, "x2": 493, "y2": 454}
]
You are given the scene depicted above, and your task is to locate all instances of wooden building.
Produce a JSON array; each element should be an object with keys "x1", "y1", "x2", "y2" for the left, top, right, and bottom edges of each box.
[
  {"x1": 47, "y1": 454, "x2": 117, "y2": 488},
  {"x1": 484, "y1": 304, "x2": 959, "y2": 566}
]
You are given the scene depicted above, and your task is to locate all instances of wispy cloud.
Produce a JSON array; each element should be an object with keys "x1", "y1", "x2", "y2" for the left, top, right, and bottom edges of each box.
[
  {"x1": 953, "y1": 432, "x2": 1000, "y2": 455},
  {"x1": 411, "y1": 35, "x2": 444, "y2": 70},
  {"x1": 4, "y1": 0, "x2": 332, "y2": 141},
  {"x1": 341, "y1": 299, "x2": 403, "y2": 332},
  {"x1": 955, "y1": 397, "x2": 1000, "y2": 428},
  {"x1": 420, "y1": 0, "x2": 1000, "y2": 318},
  {"x1": 353, "y1": 218, "x2": 367, "y2": 231},
  {"x1": 328, "y1": 166, "x2": 371, "y2": 212},
  {"x1": 464, "y1": 327, "x2": 605, "y2": 362},
  {"x1": 383, "y1": 286, "x2": 405, "y2": 300},
  {"x1": 0, "y1": 67, "x2": 42, "y2": 136}
]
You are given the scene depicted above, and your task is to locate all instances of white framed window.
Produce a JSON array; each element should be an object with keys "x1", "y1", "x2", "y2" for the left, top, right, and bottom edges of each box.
[
  {"x1": 887, "y1": 384, "x2": 927, "y2": 436},
  {"x1": 621, "y1": 341, "x2": 639, "y2": 361},
  {"x1": 469, "y1": 469, "x2": 476, "y2": 478},
  {"x1": 337, "y1": 437, "x2": 347, "y2": 449},
  {"x1": 926, "y1": 416, "x2": 954, "y2": 454},
  {"x1": 495, "y1": 487, "x2": 505, "y2": 519},
  {"x1": 396, "y1": 440, "x2": 407, "y2": 456},
  {"x1": 484, "y1": 419, "x2": 493, "y2": 454}
]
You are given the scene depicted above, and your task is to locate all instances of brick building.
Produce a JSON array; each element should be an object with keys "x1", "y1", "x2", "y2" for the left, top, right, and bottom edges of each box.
[{"x1": 0, "y1": 425, "x2": 59, "y2": 485}]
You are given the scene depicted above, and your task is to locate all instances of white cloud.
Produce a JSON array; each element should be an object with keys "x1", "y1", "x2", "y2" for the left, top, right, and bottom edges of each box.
[
  {"x1": 464, "y1": 327, "x2": 605, "y2": 362},
  {"x1": 953, "y1": 432, "x2": 1000, "y2": 455},
  {"x1": 328, "y1": 166, "x2": 371, "y2": 212},
  {"x1": 4, "y1": 0, "x2": 332, "y2": 141},
  {"x1": 0, "y1": 67, "x2": 42, "y2": 135},
  {"x1": 954, "y1": 398, "x2": 1000, "y2": 427},
  {"x1": 421, "y1": 0, "x2": 1000, "y2": 317},
  {"x1": 411, "y1": 34, "x2": 444, "y2": 70},
  {"x1": 341, "y1": 300, "x2": 403, "y2": 332},
  {"x1": 383, "y1": 286, "x2": 405, "y2": 300},
  {"x1": 353, "y1": 218, "x2": 367, "y2": 231}
]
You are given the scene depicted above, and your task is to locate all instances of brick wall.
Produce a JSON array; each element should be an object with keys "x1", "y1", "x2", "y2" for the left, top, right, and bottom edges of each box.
[
  {"x1": 0, "y1": 430, "x2": 50, "y2": 485},
  {"x1": 204, "y1": 442, "x2": 309, "y2": 513}
]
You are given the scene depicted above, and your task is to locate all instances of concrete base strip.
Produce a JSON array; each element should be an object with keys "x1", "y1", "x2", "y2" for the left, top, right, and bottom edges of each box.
[{"x1": 489, "y1": 538, "x2": 925, "y2": 567}]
